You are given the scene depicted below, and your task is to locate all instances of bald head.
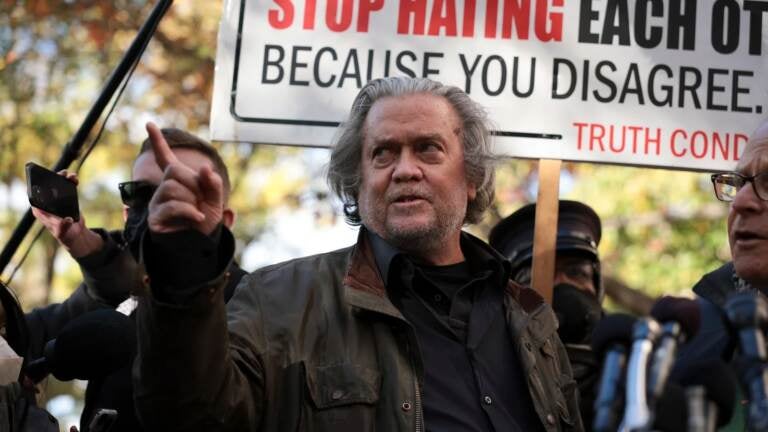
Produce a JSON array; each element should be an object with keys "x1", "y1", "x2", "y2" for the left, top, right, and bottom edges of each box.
[
  {"x1": 737, "y1": 120, "x2": 768, "y2": 172},
  {"x1": 727, "y1": 119, "x2": 768, "y2": 288}
]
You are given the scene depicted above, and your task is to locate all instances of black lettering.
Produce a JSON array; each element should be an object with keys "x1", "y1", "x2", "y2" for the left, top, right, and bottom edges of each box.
[
  {"x1": 648, "y1": 64, "x2": 673, "y2": 107},
  {"x1": 744, "y1": 1, "x2": 768, "y2": 55},
  {"x1": 459, "y1": 54, "x2": 480, "y2": 94},
  {"x1": 678, "y1": 66, "x2": 702, "y2": 108},
  {"x1": 601, "y1": 0, "x2": 630, "y2": 45},
  {"x1": 338, "y1": 49, "x2": 362, "y2": 88},
  {"x1": 511, "y1": 57, "x2": 535, "y2": 98},
  {"x1": 366, "y1": 49, "x2": 374, "y2": 82},
  {"x1": 732, "y1": 70, "x2": 754, "y2": 112},
  {"x1": 706, "y1": 68, "x2": 728, "y2": 111},
  {"x1": 619, "y1": 63, "x2": 645, "y2": 104},
  {"x1": 593, "y1": 61, "x2": 617, "y2": 102},
  {"x1": 711, "y1": 0, "x2": 740, "y2": 54},
  {"x1": 581, "y1": 60, "x2": 590, "y2": 101},
  {"x1": 396, "y1": 51, "x2": 417, "y2": 77},
  {"x1": 552, "y1": 58, "x2": 576, "y2": 99},
  {"x1": 423, "y1": 52, "x2": 443, "y2": 78},
  {"x1": 289, "y1": 46, "x2": 311, "y2": 86},
  {"x1": 578, "y1": 0, "x2": 600, "y2": 43},
  {"x1": 635, "y1": 0, "x2": 663, "y2": 48},
  {"x1": 314, "y1": 47, "x2": 337, "y2": 88},
  {"x1": 459, "y1": 54, "x2": 482, "y2": 93},
  {"x1": 262, "y1": 44, "x2": 285, "y2": 84},
  {"x1": 668, "y1": 0, "x2": 696, "y2": 50},
  {"x1": 482, "y1": 55, "x2": 507, "y2": 96},
  {"x1": 384, "y1": 51, "x2": 391, "y2": 77}
]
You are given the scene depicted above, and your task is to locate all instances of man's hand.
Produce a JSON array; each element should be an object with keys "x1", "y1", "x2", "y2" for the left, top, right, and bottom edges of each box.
[
  {"x1": 30, "y1": 171, "x2": 103, "y2": 258},
  {"x1": 146, "y1": 122, "x2": 223, "y2": 235}
]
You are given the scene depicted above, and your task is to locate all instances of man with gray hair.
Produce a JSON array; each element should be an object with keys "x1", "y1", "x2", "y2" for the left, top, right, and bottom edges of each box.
[{"x1": 133, "y1": 77, "x2": 582, "y2": 431}]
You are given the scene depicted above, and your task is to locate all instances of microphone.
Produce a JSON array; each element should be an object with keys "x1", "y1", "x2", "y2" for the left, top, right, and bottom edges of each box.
[
  {"x1": 25, "y1": 309, "x2": 136, "y2": 382},
  {"x1": 651, "y1": 382, "x2": 688, "y2": 432},
  {"x1": 591, "y1": 313, "x2": 637, "y2": 432},
  {"x1": 724, "y1": 291, "x2": 768, "y2": 432},
  {"x1": 647, "y1": 297, "x2": 701, "y2": 406},
  {"x1": 621, "y1": 317, "x2": 662, "y2": 432},
  {"x1": 674, "y1": 359, "x2": 738, "y2": 432}
]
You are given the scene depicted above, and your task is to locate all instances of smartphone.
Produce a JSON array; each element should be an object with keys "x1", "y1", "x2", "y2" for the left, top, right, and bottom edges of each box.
[{"x1": 25, "y1": 162, "x2": 80, "y2": 221}]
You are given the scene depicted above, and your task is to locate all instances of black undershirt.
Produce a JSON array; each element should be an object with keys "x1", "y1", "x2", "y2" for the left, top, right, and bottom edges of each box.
[{"x1": 374, "y1": 232, "x2": 545, "y2": 432}]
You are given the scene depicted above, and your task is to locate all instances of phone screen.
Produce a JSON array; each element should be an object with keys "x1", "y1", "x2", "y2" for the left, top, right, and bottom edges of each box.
[{"x1": 25, "y1": 162, "x2": 80, "y2": 221}]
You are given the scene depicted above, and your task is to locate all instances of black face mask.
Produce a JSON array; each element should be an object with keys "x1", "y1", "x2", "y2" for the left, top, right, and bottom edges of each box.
[
  {"x1": 123, "y1": 206, "x2": 148, "y2": 261},
  {"x1": 552, "y1": 283, "x2": 603, "y2": 345}
]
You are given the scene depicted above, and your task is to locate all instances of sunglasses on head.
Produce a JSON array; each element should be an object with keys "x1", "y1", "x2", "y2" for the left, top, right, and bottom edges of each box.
[{"x1": 118, "y1": 181, "x2": 158, "y2": 208}]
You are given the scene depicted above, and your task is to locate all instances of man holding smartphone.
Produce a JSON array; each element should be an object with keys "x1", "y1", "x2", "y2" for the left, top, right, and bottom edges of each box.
[{"x1": 25, "y1": 128, "x2": 245, "y2": 432}]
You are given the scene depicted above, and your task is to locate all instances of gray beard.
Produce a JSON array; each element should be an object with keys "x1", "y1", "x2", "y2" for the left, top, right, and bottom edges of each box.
[{"x1": 381, "y1": 214, "x2": 462, "y2": 256}]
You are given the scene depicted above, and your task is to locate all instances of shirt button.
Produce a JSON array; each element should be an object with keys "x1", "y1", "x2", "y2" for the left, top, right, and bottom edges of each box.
[
  {"x1": 401, "y1": 402, "x2": 412, "y2": 411},
  {"x1": 546, "y1": 413, "x2": 556, "y2": 425},
  {"x1": 483, "y1": 396, "x2": 492, "y2": 405},
  {"x1": 433, "y1": 294, "x2": 443, "y2": 303},
  {"x1": 331, "y1": 390, "x2": 344, "y2": 400}
]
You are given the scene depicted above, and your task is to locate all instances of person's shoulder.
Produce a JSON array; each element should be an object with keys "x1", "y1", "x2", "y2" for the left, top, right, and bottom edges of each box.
[
  {"x1": 252, "y1": 245, "x2": 355, "y2": 276},
  {"x1": 692, "y1": 262, "x2": 735, "y2": 308}
]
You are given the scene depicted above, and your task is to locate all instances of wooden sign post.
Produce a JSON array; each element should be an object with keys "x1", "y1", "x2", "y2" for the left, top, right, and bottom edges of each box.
[{"x1": 530, "y1": 159, "x2": 562, "y2": 304}]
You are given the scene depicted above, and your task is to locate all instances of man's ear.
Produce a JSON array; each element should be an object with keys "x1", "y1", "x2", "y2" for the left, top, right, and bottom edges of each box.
[
  {"x1": 122, "y1": 206, "x2": 129, "y2": 223},
  {"x1": 467, "y1": 182, "x2": 477, "y2": 201},
  {"x1": 222, "y1": 208, "x2": 236, "y2": 228}
]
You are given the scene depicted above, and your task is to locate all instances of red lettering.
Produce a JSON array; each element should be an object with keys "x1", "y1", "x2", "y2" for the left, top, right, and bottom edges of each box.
[
  {"x1": 573, "y1": 122, "x2": 588, "y2": 150},
  {"x1": 502, "y1": 0, "x2": 530, "y2": 39},
  {"x1": 609, "y1": 125, "x2": 625, "y2": 153},
  {"x1": 646, "y1": 128, "x2": 661, "y2": 155},
  {"x1": 428, "y1": 0, "x2": 458, "y2": 36},
  {"x1": 712, "y1": 133, "x2": 730, "y2": 161},
  {"x1": 690, "y1": 131, "x2": 708, "y2": 159},
  {"x1": 398, "y1": 0, "x2": 427, "y2": 34},
  {"x1": 303, "y1": 0, "x2": 316, "y2": 29},
  {"x1": 463, "y1": 0, "x2": 477, "y2": 36},
  {"x1": 326, "y1": 0, "x2": 354, "y2": 32},
  {"x1": 268, "y1": 0, "x2": 294, "y2": 29},
  {"x1": 358, "y1": 0, "x2": 384, "y2": 32},
  {"x1": 628, "y1": 126, "x2": 642, "y2": 153},
  {"x1": 485, "y1": 0, "x2": 499, "y2": 38},
  {"x1": 670, "y1": 129, "x2": 688, "y2": 157},
  {"x1": 534, "y1": 0, "x2": 563, "y2": 41},
  {"x1": 734, "y1": 134, "x2": 748, "y2": 160},
  {"x1": 589, "y1": 123, "x2": 606, "y2": 151}
]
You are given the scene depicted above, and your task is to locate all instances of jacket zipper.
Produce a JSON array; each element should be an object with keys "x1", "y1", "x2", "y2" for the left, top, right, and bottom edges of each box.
[{"x1": 414, "y1": 376, "x2": 423, "y2": 432}]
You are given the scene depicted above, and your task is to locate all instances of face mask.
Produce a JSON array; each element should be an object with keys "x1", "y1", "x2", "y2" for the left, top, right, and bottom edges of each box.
[
  {"x1": 552, "y1": 283, "x2": 603, "y2": 345},
  {"x1": 123, "y1": 206, "x2": 148, "y2": 261}
]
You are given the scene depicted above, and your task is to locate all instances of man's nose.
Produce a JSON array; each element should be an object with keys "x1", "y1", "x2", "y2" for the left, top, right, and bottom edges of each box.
[
  {"x1": 731, "y1": 181, "x2": 762, "y2": 214},
  {"x1": 392, "y1": 151, "x2": 423, "y2": 181}
]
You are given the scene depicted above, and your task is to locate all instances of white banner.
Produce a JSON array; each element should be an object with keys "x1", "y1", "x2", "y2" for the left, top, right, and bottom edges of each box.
[{"x1": 211, "y1": 0, "x2": 768, "y2": 171}]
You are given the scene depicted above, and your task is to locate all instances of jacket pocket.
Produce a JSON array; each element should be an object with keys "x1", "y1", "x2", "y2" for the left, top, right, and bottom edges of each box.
[
  {"x1": 556, "y1": 373, "x2": 578, "y2": 429},
  {"x1": 303, "y1": 363, "x2": 381, "y2": 431}
]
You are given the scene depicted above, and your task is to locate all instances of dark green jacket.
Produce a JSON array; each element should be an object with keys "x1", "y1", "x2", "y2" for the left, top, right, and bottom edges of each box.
[{"x1": 134, "y1": 229, "x2": 583, "y2": 431}]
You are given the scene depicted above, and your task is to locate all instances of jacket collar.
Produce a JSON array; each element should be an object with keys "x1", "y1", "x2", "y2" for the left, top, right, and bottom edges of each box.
[{"x1": 343, "y1": 227, "x2": 545, "y2": 316}]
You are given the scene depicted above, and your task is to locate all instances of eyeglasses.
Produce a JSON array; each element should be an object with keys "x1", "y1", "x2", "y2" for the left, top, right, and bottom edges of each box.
[
  {"x1": 710, "y1": 172, "x2": 768, "y2": 202},
  {"x1": 118, "y1": 181, "x2": 158, "y2": 209}
]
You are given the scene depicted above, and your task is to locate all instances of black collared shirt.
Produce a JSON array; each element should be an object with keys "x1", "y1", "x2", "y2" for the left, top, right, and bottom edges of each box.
[{"x1": 368, "y1": 230, "x2": 545, "y2": 432}]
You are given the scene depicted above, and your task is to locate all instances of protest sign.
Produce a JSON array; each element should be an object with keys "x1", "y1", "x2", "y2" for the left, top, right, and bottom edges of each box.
[{"x1": 211, "y1": 0, "x2": 768, "y2": 171}]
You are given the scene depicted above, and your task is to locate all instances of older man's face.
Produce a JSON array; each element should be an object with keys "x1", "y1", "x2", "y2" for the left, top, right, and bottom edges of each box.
[
  {"x1": 728, "y1": 122, "x2": 768, "y2": 286},
  {"x1": 357, "y1": 93, "x2": 477, "y2": 264}
]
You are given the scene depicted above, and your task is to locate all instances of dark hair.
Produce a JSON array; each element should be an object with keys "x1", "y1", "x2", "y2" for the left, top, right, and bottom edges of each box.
[
  {"x1": 327, "y1": 76, "x2": 497, "y2": 225},
  {"x1": 138, "y1": 128, "x2": 231, "y2": 199}
]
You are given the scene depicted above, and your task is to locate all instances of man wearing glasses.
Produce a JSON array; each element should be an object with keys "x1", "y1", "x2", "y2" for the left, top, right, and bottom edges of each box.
[
  {"x1": 677, "y1": 120, "x2": 768, "y2": 368},
  {"x1": 489, "y1": 200, "x2": 604, "y2": 428},
  {"x1": 26, "y1": 128, "x2": 244, "y2": 432}
]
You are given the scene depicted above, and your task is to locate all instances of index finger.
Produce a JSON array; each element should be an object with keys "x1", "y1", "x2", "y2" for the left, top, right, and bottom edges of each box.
[{"x1": 146, "y1": 122, "x2": 179, "y2": 170}]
